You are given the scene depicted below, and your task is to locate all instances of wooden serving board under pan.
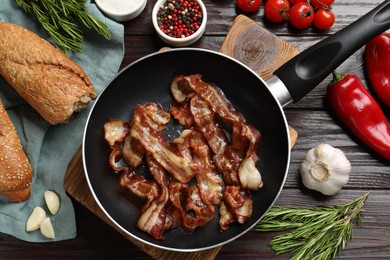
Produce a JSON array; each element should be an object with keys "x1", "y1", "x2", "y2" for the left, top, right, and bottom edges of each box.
[{"x1": 64, "y1": 15, "x2": 299, "y2": 259}]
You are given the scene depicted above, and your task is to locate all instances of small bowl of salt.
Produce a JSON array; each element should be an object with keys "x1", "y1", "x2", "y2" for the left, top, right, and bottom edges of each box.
[{"x1": 95, "y1": 0, "x2": 147, "y2": 22}]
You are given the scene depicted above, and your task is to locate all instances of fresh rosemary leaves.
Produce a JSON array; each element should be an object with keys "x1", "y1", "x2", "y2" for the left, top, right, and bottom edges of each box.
[
  {"x1": 256, "y1": 193, "x2": 369, "y2": 260},
  {"x1": 15, "y1": 0, "x2": 111, "y2": 53}
]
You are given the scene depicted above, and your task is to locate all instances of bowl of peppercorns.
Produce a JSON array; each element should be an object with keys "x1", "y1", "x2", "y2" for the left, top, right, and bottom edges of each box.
[{"x1": 152, "y1": 0, "x2": 207, "y2": 47}]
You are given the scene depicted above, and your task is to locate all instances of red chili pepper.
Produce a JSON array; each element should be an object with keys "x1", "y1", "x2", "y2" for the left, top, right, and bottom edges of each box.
[
  {"x1": 327, "y1": 72, "x2": 390, "y2": 160},
  {"x1": 365, "y1": 33, "x2": 390, "y2": 107}
]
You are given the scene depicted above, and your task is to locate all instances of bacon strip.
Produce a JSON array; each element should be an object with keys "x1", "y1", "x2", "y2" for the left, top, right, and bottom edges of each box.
[
  {"x1": 190, "y1": 95, "x2": 228, "y2": 155},
  {"x1": 130, "y1": 103, "x2": 196, "y2": 183},
  {"x1": 169, "y1": 181, "x2": 215, "y2": 233},
  {"x1": 169, "y1": 100, "x2": 194, "y2": 128},
  {"x1": 119, "y1": 169, "x2": 160, "y2": 211},
  {"x1": 122, "y1": 134, "x2": 145, "y2": 169},
  {"x1": 103, "y1": 119, "x2": 129, "y2": 147},
  {"x1": 137, "y1": 155, "x2": 170, "y2": 240},
  {"x1": 190, "y1": 129, "x2": 224, "y2": 205}
]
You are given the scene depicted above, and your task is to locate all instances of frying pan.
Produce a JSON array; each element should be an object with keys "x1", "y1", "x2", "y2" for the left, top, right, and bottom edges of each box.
[{"x1": 83, "y1": 1, "x2": 390, "y2": 252}]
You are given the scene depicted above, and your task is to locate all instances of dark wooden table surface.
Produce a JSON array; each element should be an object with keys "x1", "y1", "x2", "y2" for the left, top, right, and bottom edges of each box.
[{"x1": 1, "y1": 0, "x2": 390, "y2": 259}]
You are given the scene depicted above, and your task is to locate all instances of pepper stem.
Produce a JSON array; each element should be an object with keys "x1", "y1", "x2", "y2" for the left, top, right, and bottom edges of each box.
[{"x1": 331, "y1": 71, "x2": 346, "y2": 84}]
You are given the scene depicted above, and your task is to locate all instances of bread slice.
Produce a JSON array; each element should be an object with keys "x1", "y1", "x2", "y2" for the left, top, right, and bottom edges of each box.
[
  {"x1": 0, "y1": 22, "x2": 96, "y2": 125},
  {"x1": 0, "y1": 99, "x2": 32, "y2": 202}
]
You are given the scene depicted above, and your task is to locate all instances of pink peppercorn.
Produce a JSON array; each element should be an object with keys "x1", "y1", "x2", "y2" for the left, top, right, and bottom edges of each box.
[{"x1": 156, "y1": 0, "x2": 203, "y2": 38}]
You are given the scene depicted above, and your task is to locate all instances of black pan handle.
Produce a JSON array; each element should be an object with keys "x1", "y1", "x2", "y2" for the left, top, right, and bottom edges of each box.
[{"x1": 273, "y1": 0, "x2": 390, "y2": 103}]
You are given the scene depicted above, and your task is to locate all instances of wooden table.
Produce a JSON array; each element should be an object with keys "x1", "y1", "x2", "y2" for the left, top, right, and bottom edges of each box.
[{"x1": 1, "y1": 0, "x2": 390, "y2": 259}]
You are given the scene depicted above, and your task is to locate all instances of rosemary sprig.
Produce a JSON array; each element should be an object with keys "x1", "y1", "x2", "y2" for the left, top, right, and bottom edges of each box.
[
  {"x1": 256, "y1": 193, "x2": 369, "y2": 260},
  {"x1": 15, "y1": 0, "x2": 111, "y2": 53}
]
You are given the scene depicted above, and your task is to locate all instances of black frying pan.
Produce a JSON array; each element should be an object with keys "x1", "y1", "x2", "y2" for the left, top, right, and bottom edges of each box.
[{"x1": 83, "y1": 1, "x2": 390, "y2": 252}]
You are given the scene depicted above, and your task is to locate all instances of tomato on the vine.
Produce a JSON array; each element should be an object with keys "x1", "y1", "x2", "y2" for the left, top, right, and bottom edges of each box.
[
  {"x1": 313, "y1": 8, "x2": 335, "y2": 30},
  {"x1": 264, "y1": 0, "x2": 290, "y2": 23},
  {"x1": 236, "y1": 0, "x2": 262, "y2": 12},
  {"x1": 288, "y1": 0, "x2": 306, "y2": 4},
  {"x1": 310, "y1": 0, "x2": 334, "y2": 9},
  {"x1": 289, "y1": 2, "x2": 315, "y2": 29}
]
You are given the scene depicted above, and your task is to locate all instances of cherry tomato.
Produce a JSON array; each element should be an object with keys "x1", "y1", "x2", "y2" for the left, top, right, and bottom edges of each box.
[
  {"x1": 313, "y1": 8, "x2": 335, "y2": 30},
  {"x1": 264, "y1": 0, "x2": 290, "y2": 23},
  {"x1": 310, "y1": 0, "x2": 334, "y2": 9},
  {"x1": 288, "y1": 0, "x2": 306, "y2": 4},
  {"x1": 289, "y1": 2, "x2": 315, "y2": 29},
  {"x1": 236, "y1": 0, "x2": 262, "y2": 12}
]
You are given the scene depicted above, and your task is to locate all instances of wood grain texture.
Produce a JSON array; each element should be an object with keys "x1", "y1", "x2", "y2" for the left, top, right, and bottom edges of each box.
[{"x1": 219, "y1": 15, "x2": 300, "y2": 80}]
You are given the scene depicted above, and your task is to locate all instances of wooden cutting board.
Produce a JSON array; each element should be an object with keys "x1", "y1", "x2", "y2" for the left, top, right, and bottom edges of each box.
[{"x1": 64, "y1": 14, "x2": 299, "y2": 260}]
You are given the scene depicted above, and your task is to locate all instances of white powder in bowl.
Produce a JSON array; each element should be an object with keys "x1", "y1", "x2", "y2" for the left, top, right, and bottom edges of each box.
[{"x1": 97, "y1": 0, "x2": 142, "y2": 15}]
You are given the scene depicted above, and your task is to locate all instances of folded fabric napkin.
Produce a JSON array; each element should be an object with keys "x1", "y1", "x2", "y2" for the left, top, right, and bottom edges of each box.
[{"x1": 0, "y1": 0, "x2": 124, "y2": 242}]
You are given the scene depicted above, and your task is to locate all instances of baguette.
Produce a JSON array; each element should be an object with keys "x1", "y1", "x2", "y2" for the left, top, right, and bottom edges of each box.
[
  {"x1": 0, "y1": 22, "x2": 96, "y2": 125},
  {"x1": 0, "y1": 99, "x2": 32, "y2": 202}
]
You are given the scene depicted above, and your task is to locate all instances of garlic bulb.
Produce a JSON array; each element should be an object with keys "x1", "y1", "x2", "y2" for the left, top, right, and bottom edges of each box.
[{"x1": 300, "y1": 143, "x2": 351, "y2": 196}]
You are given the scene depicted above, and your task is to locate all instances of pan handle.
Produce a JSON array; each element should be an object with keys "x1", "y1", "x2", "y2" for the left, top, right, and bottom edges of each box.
[{"x1": 267, "y1": 0, "x2": 390, "y2": 106}]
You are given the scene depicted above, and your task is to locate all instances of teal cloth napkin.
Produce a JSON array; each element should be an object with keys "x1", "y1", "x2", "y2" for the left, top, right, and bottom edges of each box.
[{"x1": 0, "y1": 0, "x2": 124, "y2": 242}]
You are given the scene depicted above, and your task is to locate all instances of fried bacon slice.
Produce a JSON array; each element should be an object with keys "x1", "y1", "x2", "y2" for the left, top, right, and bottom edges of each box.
[
  {"x1": 190, "y1": 129, "x2": 224, "y2": 205},
  {"x1": 190, "y1": 95, "x2": 228, "y2": 155},
  {"x1": 130, "y1": 103, "x2": 195, "y2": 183},
  {"x1": 103, "y1": 119, "x2": 129, "y2": 147},
  {"x1": 169, "y1": 100, "x2": 194, "y2": 128},
  {"x1": 169, "y1": 181, "x2": 215, "y2": 233},
  {"x1": 136, "y1": 155, "x2": 170, "y2": 240},
  {"x1": 221, "y1": 185, "x2": 253, "y2": 227},
  {"x1": 122, "y1": 134, "x2": 145, "y2": 169},
  {"x1": 103, "y1": 119, "x2": 130, "y2": 173},
  {"x1": 119, "y1": 169, "x2": 160, "y2": 211}
]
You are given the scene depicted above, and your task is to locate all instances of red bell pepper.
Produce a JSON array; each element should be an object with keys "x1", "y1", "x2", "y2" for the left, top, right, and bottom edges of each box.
[
  {"x1": 327, "y1": 72, "x2": 390, "y2": 160},
  {"x1": 365, "y1": 33, "x2": 390, "y2": 107}
]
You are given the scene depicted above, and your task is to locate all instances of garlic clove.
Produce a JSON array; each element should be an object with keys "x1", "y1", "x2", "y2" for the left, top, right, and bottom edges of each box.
[
  {"x1": 300, "y1": 143, "x2": 351, "y2": 196},
  {"x1": 26, "y1": 206, "x2": 46, "y2": 232},
  {"x1": 44, "y1": 190, "x2": 60, "y2": 215},
  {"x1": 40, "y1": 217, "x2": 55, "y2": 239}
]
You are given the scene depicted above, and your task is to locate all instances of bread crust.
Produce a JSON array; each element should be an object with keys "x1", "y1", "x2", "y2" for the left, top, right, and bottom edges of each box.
[
  {"x1": 0, "y1": 99, "x2": 32, "y2": 202},
  {"x1": 0, "y1": 22, "x2": 96, "y2": 125}
]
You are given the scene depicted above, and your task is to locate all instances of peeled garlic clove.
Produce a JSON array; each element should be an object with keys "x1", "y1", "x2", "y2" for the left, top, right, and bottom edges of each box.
[
  {"x1": 40, "y1": 217, "x2": 55, "y2": 239},
  {"x1": 44, "y1": 190, "x2": 60, "y2": 215},
  {"x1": 26, "y1": 206, "x2": 46, "y2": 232}
]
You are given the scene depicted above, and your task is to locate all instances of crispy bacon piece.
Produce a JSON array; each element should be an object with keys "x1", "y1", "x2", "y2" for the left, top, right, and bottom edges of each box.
[
  {"x1": 219, "y1": 201, "x2": 235, "y2": 231},
  {"x1": 190, "y1": 129, "x2": 224, "y2": 205},
  {"x1": 130, "y1": 103, "x2": 196, "y2": 183},
  {"x1": 103, "y1": 119, "x2": 129, "y2": 147},
  {"x1": 183, "y1": 74, "x2": 245, "y2": 123},
  {"x1": 119, "y1": 169, "x2": 160, "y2": 210},
  {"x1": 170, "y1": 75, "x2": 195, "y2": 103},
  {"x1": 190, "y1": 95, "x2": 228, "y2": 155},
  {"x1": 137, "y1": 155, "x2": 170, "y2": 240},
  {"x1": 122, "y1": 134, "x2": 145, "y2": 169},
  {"x1": 221, "y1": 186, "x2": 253, "y2": 227},
  {"x1": 235, "y1": 195, "x2": 253, "y2": 224},
  {"x1": 169, "y1": 181, "x2": 215, "y2": 233},
  {"x1": 182, "y1": 185, "x2": 215, "y2": 233},
  {"x1": 108, "y1": 146, "x2": 124, "y2": 173},
  {"x1": 169, "y1": 100, "x2": 194, "y2": 128},
  {"x1": 104, "y1": 119, "x2": 131, "y2": 173},
  {"x1": 238, "y1": 154, "x2": 263, "y2": 191}
]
